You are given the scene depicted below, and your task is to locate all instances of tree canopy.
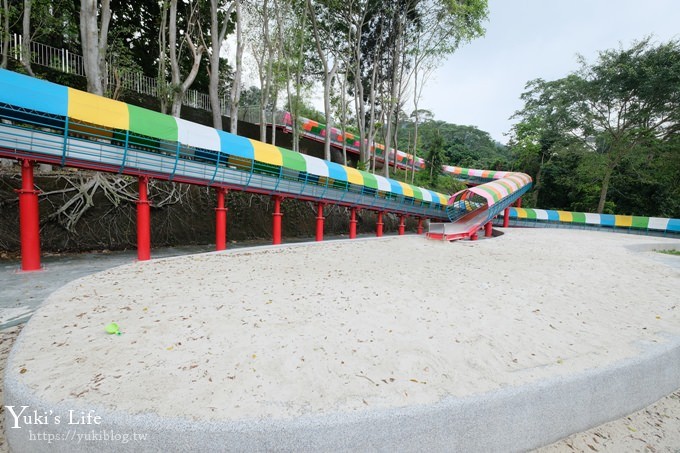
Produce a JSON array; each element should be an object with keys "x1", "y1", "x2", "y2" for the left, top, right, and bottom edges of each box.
[{"x1": 509, "y1": 38, "x2": 680, "y2": 217}]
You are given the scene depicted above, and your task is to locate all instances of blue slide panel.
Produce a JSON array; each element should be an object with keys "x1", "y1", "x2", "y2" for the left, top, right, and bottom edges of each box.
[
  {"x1": 217, "y1": 130, "x2": 254, "y2": 161},
  {"x1": 325, "y1": 161, "x2": 347, "y2": 182},
  {"x1": 388, "y1": 179, "x2": 403, "y2": 195},
  {"x1": 600, "y1": 214, "x2": 615, "y2": 227},
  {"x1": 546, "y1": 210, "x2": 560, "y2": 221},
  {"x1": 0, "y1": 69, "x2": 68, "y2": 116},
  {"x1": 666, "y1": 218, "x2": 680, "y2": 233}
]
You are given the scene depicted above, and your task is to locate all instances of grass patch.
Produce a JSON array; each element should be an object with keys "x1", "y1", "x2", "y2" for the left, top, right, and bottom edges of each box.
[{"x1": 654, "y1": 249, "x2": 680, "y2": 256}]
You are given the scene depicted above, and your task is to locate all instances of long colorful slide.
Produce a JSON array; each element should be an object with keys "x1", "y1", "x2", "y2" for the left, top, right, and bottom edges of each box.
[{"x1": 0, "y1": 68, "x2": 531, "y2": 240}]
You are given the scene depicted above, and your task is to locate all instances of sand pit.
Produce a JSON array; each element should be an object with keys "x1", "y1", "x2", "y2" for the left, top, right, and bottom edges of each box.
[{"x1": 4, "y1": 229, "x2": 680, "y2": 451}]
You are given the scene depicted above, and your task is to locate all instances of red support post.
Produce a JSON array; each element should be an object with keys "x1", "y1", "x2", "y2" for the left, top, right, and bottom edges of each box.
[
  {"x1": 315, "y1": 203, "x2": 324, "y2": 242},
  {"x1": 515, "y1": 197, "x2": 522, "y2": 208},
  {"x1": 136, "y1": 176, "x2": 151, "y2": 261},
  {"x1": 470, "y1": 231, "x2": 479, "y2": 241},
  {"x1": 417, "y1": 218, "x2": 424, "y2": 235},
  {"x1": 349, "y1": 207, "x2": 357, "y2": 239},
  {"x1": 376, "y1": 211, "x2": 384, "y2": 237},
  {"x1": 215, "y1": 187, "x2": 228, "y2": 251},
  {"x1": 503, "y1": 208, "x2": 510, "y2": 228},
  {"x1": 16, "y1": 159, "x2": 41, "y2": 271},
  {"x1": 272, "y1": 195, "x2": 283, "y2": 245},
  {"x1": 484, "y1": 222, "x2": 493, "y2": 237},
  {"x1": 398, "y1": 215, "x2": 405, "y2": 235}
]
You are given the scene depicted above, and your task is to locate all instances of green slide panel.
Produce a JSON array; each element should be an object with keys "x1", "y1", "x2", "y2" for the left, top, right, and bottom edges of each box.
[
  {"x1": 631, "y1": 216, "x2": 649, "y2": 229},
  {"x1": 278, "y1": 147, "x2": 307, "y2": 172},
  {"x1": 571, "y1": 212, "x2": 586, "y2": 223},
  {"x1": 127, "y1": 105, "x2": 178, "y2": 141},
  {"x1": 359, "y1": 171, "x2": 379, "y2": 190}
]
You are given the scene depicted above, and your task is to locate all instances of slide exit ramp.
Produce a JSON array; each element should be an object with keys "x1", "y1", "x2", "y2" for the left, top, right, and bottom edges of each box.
[{"x1": 427, "y1": 170, "x2": 533, "y2": 241}]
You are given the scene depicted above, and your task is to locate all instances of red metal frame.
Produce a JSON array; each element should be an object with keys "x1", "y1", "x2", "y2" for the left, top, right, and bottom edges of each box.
[
  {"x1": 16, "y1": 159, "x2": 41, "y2": 271},
  {"x1": 350, "y1": 208, "x2": 357, "y2": 239},
  {"x1": 316, "y1": 203, "x2": 324, "y2": 242},
  {"x1": 136, "y1": 176, "x2": 151, "y2": 261},
  {"x1": 215, "y1": 187, "x2": 228, "y2": 251},
  {"x1": 272, "y1": 195, "x2": 283, "y2": 245}
]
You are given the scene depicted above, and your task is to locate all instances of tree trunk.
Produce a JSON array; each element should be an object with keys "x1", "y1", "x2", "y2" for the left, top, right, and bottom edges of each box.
[
  {"x1": 340, "y1": 75, "x2": 348, "y2": 166},
  {"x1": 169, "y1": 0, "x2": 203, "y2": 118},
  {"x1": 80, "y1": 0, "x2": 111, "y2": 96},
  {"x1": 307, "y1": 0, "x2": 338, "y2": 161},
  {"x1": 158, "y1": 0, "x2": 169, "y2": 114},
  {"x1": 208, "y1": 0, "x2": 235, "y2": 130},
  {"x1": 270, "y1": 92, "x2": 278, "y2": 145},
  {"x1": 367, "y1": 56, "x2": 379, "y2": 173},
  {"x1": 258, "y1": 0, "x2": 273, "y2": 142},
  {"x1": 532, "y1": 163, "x2": 543, "y2": 206},
  {"x1": 229, "y1": 0, "x2": 243, "y2": 134},
  {"x1": 383, "y1": 18, "x2": 403, "y2": 178},
  {"x1": 597, "y1": 164, "x2": 614, "y2": 214},
  {"x1": 21, "y1": 0, "x2": 34, "y2": 76},
  {"x1": 1, "y1": 0, "x2": 9, "y2": 69},
  {"x1": 322, "y1": 60, "x2": 338, "y2": 161}
]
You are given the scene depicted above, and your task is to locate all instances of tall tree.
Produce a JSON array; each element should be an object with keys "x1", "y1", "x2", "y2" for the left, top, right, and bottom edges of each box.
[
  {"x1": 245, "y1": 0, "x2": 278, "y2": 142},
  {"x1": 0, "y1": 0, "x2": 8, "y2": 69},
  {"x1": 306, "y1": 0, "x2": 341, "y2": 161},
  {"x1": 205, "y1": 0, "x2": 236, "y2": 129},
  {"x1": 80, "y1": 0, "x2": 112, "y2": 95},
  {"x1": 20, "y1": 0, "x2": 34, "y2": 75},
  {"x1": 514, "y1": 38, "x2": 680, "y2": 213},
  {"x1": 165, "y1": 0, "x2": 204, "y2": 117},
  {"x1": 228, "y1": 0, "x2": 243, "y2": 133}
]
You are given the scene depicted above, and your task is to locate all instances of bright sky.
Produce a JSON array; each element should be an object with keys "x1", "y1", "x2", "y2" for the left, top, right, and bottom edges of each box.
[{"x1": 420, "y1": 0, "x2": 680, "y2": 143}]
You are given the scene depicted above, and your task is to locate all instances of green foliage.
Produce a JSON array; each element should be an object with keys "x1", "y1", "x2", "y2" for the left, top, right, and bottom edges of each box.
[
  {"x1": 399, "y1": 119, "x2": 509, "y2": 169},
  {"x1": 287, "y1": 93, "x2": 324, "y2": 123},
  {"x1": 655, "y1": 249, "x2": 680, "y2": 256},
  {"x1": 509, "y1": 38, "x2": 680, "y2": 217}
]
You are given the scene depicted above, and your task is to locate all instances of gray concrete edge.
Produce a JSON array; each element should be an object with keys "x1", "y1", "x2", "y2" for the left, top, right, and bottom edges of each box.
[{"x1": 5, "y1": 331, "x2": 680, "y2": 453}]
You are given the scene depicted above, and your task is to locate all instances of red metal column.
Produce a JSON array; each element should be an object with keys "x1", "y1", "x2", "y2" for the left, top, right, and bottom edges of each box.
[
  {"x1": 272, "y1": 195, "x2": 283, "y2": 245},
  {"x1": 315, "y1": 203, "x2": 324, "y2": 242},
  {"x1": 349, "y1": 207, "x2": 357, "y2": 239},
  {"x1": 503, "y1": 208, "x2": 510, "y2": 227},
  {"x1": 398, "y1": 215, "x2": 405, "y2": 235},
  {"x1": 417, "y1": 218, "x2": 424, "y2": 235},
  {"x1": 470, "y1": 231, "x2": 479, "y2": 241},
  {"x1": 376, "y1": 211, "x2": 384, "y2": 237},
  {"x1": 484, "y1": 222, "x2": 493, "y2": 237},
  {"x1": 515, "y1": 197, "x2": 522, "y2": 208},
  {"x1": 215, "y1": 187, "x2": 228, "y2": 251},
  {"x1": 16, "y1": 159, "x2": 41, "y2": 271},
  {"x1": 136, "y1": 176, "x2": 151, "y2": 261}
]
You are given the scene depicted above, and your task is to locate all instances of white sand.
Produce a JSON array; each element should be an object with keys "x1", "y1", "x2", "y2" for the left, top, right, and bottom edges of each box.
[{"x1": 10, "y1": 230, "x2": 680, "y2": 423}]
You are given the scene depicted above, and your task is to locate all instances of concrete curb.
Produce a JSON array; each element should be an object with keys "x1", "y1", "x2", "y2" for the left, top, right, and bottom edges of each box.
[{"x1": 5, "y1": 333, "x2": 680, "y2": 452}]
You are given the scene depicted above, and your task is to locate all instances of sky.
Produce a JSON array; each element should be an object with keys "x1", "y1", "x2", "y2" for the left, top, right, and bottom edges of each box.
[{"x1": 420, "y1": 0, "x2": 680, "y2": 143}]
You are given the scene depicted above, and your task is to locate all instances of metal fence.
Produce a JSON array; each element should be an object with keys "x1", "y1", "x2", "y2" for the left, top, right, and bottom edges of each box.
[{"x1": 0, "y1": 33, "x2": 233, "y2": 116}]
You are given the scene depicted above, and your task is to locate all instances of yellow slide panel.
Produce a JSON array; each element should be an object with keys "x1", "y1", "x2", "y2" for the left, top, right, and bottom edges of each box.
[
  {"x1": 615, "y1": 215, "x2": 633, "y2": 227},
  {"x1": 250, "y1": 140, "x2": 283, "y2": 166},
  {"x1": 344, "y1": 167, "x2": 364, "y2": 185},
  {"x1": 67, "y1": 88, "x2": 129, "y2": 130},
  {"x1": 397, "y1": 181, "x2": 414, "y2": 198},
  {"x1": 557, "y1": 210, "x2": 573, "y2": 222},
  {"x1": 514, "y1": 207, "x2": 528, "y2": 218}
]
